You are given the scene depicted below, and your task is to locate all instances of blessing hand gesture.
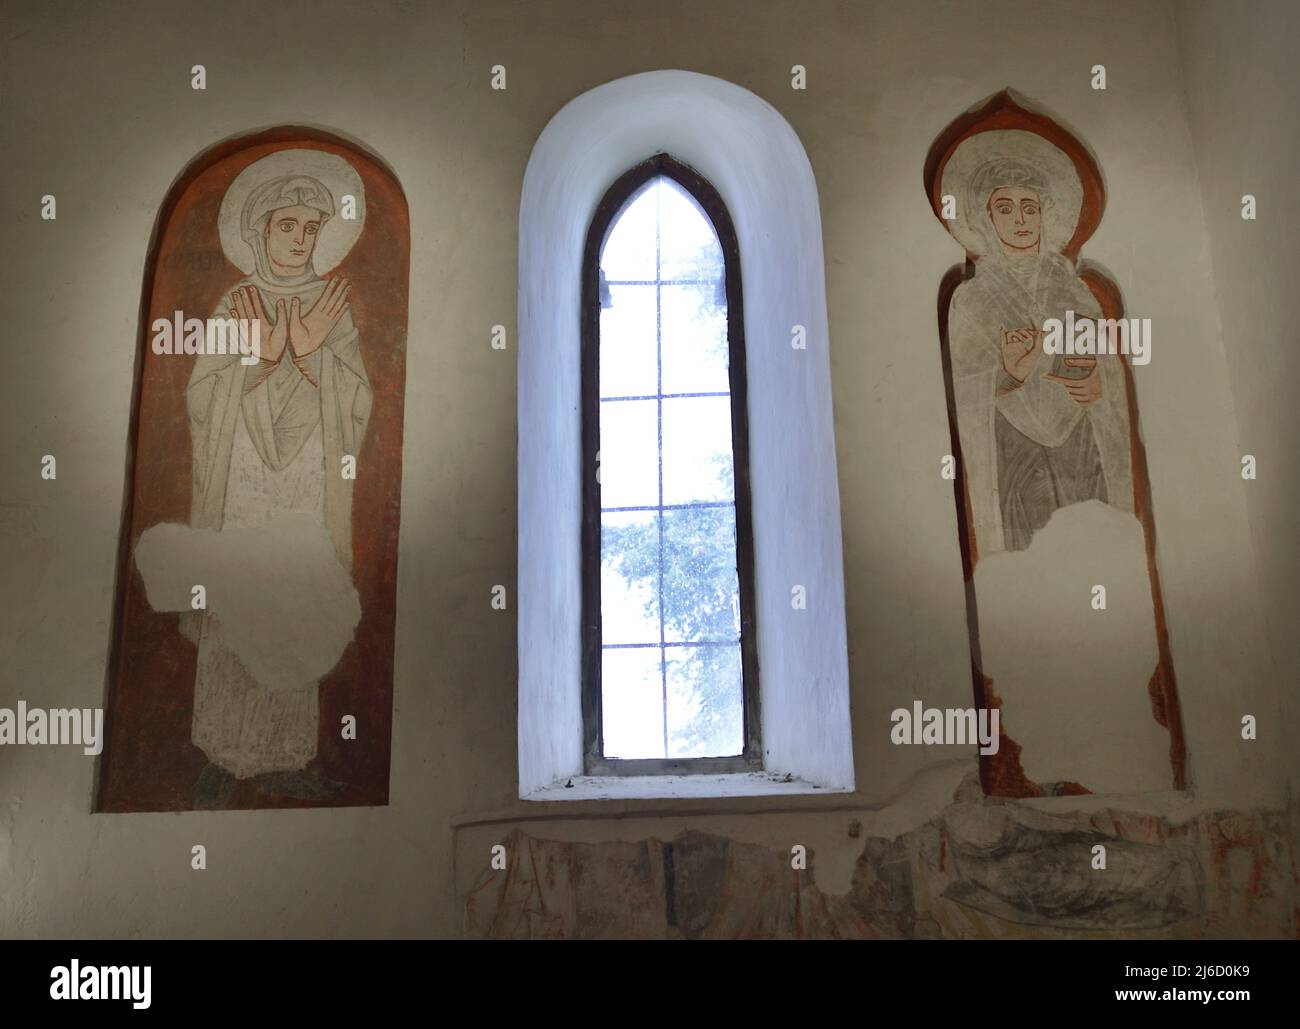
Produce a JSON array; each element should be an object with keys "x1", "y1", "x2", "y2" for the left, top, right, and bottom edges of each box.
[
  {"x1": 999, "y1": 325, "x2": 1041, "y2": 383},
  {"x1": 289, "y1": 277, "x2": 352, "y2": 358},
  {"x1": 229, "y1": 285, "x2": 288, "y2": 363}
]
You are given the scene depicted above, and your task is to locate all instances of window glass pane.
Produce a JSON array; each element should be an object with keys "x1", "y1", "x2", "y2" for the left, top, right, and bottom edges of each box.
[
  {"x1": 600, "y1": 285, "x2": 658, "y2": 398},
  {"x1": 596, "y1": 170, "x2": 745, "y2": 762},
  {"x1": 601, "y1": 511, "x2": 660, "y2": 644},
  {"x1": 598, "y1": 399, "x2": 658, "y2": 508},
  {"x1": 661, "y1": 507, "x2": 740, "y2": 643},
  {"x1": 661, "y1": 283, "x2": 728, "y2": 395},
  {"x1": 600, "y1": 183, "x2": 658, "y2": 281},
  {"x1": 666, "y1": 644, "x2": 743, "y2": 758},
  {"x1": 661, "y1": 396, "x2": 734, "y2": 505},
  {"x1": 602, "y1": 646, "x2": 665, "y2": 759},
  {"x1": 658, "y1": 178, "x2": 724, "y2": 282}
]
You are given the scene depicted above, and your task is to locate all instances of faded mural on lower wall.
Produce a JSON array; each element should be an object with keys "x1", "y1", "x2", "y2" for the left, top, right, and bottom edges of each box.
[{"x1": 461, "y1": 780, "x2": 1297, "y2": 939}]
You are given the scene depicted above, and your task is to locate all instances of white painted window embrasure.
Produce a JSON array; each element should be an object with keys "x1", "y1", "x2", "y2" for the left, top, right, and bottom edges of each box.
[{"x1": 518, "y1": 71, "x2": 854, "y2": 800}]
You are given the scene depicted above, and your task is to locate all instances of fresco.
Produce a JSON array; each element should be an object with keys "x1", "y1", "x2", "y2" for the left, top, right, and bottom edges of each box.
[
  {"x1": 926, "y1": 91, "x2": 1185, "y2": 796},
  {"x1": 96, "y1": 130, "x2": 409, "y2": 811}
]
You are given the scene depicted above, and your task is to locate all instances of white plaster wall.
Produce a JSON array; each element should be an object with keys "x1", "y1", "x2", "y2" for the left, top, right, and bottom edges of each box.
[
  {"x1": 0, "y1": 0, "x2": 1289, "y2": 938},
  {"x1": 1175, "y1": 0, "x2": 1300, "y2": 810}
]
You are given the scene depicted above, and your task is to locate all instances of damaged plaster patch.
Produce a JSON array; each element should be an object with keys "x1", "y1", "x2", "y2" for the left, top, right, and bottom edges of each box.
[
  {"x1": 975, "y1": 500, "x2": 1169, "y2": 793},
  {"x1": 135, "y1": 516, "x2": 359, "y2": 690}
]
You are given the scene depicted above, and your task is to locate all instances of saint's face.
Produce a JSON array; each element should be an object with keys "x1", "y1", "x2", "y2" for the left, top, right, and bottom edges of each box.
[
  {"x1": 987, "y1": 186, "x2": 1041, "y2": 253},
  {"x1": 264, "y1": 204, "x2": 323, "y2": 273}
]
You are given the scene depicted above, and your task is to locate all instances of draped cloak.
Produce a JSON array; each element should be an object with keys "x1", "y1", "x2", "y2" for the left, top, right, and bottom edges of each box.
[
  {"x1": 947, "y1": 252, "x2": 1134, "y2": 555},
  {"x1": 186, "y1": 276, "x2": 371, "y2": 564}
]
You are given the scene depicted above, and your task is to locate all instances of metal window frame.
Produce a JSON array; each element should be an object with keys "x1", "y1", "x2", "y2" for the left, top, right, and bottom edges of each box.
[{"x1": 580, "y1": 153, "x2": 762, "y2": 776}]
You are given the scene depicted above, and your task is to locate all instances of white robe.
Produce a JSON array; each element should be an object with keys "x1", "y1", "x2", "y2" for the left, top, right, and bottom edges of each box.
[
  {"x1": 947, "y1": 252, "x2": 1133, "y2": 555},
  {"x1": 948, "y1": 253, "x2": 1170, "y2": 791},
  {"x1": 181, "y1": 273, "x2": 372, "y2": 778}
]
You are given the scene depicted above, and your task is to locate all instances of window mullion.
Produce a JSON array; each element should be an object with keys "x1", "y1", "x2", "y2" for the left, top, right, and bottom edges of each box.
[{"x1": 655, "y1": 180, "x2": 669, "y2": 760}]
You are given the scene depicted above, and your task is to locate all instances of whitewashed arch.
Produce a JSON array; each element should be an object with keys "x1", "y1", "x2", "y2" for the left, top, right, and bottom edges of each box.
[{"x1": 517, "y1": 70, "x2": 852, "y2": 799}]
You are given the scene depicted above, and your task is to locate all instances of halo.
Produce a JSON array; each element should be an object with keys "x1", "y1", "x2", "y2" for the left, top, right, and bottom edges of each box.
[
  {"x1": 941, "y1": 129, "x2": 1081, "y2": 257},
  {"x1": 218, "y1": 148, "x2": 366, "y2": 276}
]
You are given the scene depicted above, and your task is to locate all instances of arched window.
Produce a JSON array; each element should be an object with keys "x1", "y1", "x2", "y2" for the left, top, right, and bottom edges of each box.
[
  {"x1": 518, "y1": 70, "x2": 854, "y2": 800},
  {"x1": 581, "y1": 155, "x2": 759, "y2": 774}
]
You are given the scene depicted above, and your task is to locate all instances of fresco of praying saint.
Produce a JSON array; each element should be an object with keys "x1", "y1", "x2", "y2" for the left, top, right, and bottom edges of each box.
[{"x1": 135, "y1": 150, "x2": 373, "y2": 806}]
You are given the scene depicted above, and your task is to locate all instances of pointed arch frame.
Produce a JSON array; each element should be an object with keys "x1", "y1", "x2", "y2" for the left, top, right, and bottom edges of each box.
[{"x1": 580, "y1": 153, "x2": 761, "y2": 775}]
